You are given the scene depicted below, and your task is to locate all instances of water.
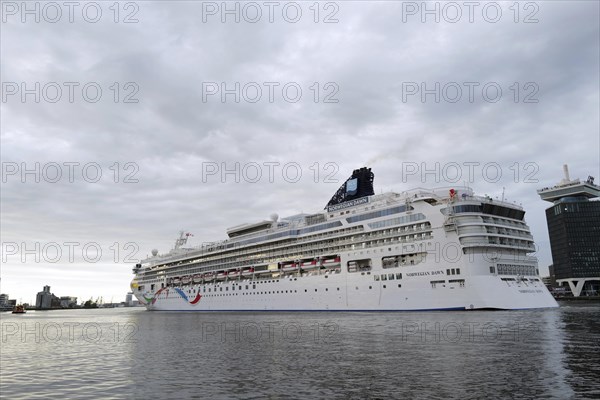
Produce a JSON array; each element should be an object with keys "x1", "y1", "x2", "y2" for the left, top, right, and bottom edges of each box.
[{"x1": 1, "y1": 303, "x2": 599, "y2": 399}]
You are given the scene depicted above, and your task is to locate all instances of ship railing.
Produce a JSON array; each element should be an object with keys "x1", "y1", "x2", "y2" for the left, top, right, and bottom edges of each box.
[
  {"x1": 162, "y1": 229, "x2": 437, "y2": 274},
  {"x1": 159, "y1": 224, "x2": 437, "y2": 274}
]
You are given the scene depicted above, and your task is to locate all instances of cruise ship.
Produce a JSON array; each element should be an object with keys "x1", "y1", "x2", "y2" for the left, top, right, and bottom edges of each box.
[{"x1": 131, "y1": 167, "x2": 558, "y2": 311}]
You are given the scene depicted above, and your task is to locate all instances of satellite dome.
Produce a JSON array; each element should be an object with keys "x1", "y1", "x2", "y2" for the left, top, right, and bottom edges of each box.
[
  {"x1": 270, "y1": 213, "x2": 279, "y2": 222},
  {"x1": 151, "y1": 249, "x2": 158, "y2": 256}
]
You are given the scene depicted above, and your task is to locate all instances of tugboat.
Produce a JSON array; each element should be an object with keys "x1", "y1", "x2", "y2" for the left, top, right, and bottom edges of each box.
[{"x1": 12, "y1": 304, "x2": 26, "y2": 314}]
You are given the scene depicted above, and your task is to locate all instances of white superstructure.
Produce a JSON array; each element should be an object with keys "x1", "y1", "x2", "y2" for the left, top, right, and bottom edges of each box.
[{"x1": 131, "y1": 168, "x2": 558, "y2": 311}]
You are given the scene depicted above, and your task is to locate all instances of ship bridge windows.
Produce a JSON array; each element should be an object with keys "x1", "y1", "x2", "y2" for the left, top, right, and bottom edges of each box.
[{"x1": 444, "y1": 204, "x2": 525, "y2": 220}]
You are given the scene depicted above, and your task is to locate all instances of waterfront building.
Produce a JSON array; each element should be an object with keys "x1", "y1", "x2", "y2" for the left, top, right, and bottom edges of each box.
[
  {"x1": 35, "y1": 285, "x2": 60, "y2": 309},
  {"x1": 538, "y1": 165, "x2": 600, "y2": 296},
  {"x1": 59, "y1": 296, "x2": 78, "y2": 308},
  {"x1": 125, "y1": 292, "x2": 133, "y2": 306}
]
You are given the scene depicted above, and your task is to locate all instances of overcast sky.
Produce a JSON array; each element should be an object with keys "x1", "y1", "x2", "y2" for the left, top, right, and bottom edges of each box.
[{"x1": 1, "y1": 0, "x2": 599, "y2": 305}]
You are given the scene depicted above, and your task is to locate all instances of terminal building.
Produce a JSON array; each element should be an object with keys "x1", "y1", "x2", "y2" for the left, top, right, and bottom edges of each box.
[{"x1": 538, "y1": 165, "x2": 600, "y2": 296}]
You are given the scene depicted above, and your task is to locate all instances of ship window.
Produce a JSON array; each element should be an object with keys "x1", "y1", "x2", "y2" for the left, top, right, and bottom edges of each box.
[
  {"x1": 456, "y1": 268, "x2": 460, "y2": 275},
  {"x1": 383, "y1": 285, "x2": 386, "y2": 288},
  {"x1": 398, "y1": 284, "x2": 401, "y2": 288},
  {"x1": 446, "y1": 269, "x2": 450, "y2": 275},
  {"x1": 369, "y1": 286, "x2": 372, "y2": 289},
  {"x1": 489, "y1": 266, "x2": 495, "y2": 274},
  {"x1": 374, "y1": 275, "x2": 380, "y2": 281},
  {"x1": 381, "y1": 274, "x2": 387, "y2": 281},
  {"x1": 396, "y1": 273, "x2": 402, "y2": 280},
  {"x1": 451, "y1": 268, "x2": 456, "y2": 275},
  {"x1": 388, "y1": 274, "x2": 394, "y2": 280}
]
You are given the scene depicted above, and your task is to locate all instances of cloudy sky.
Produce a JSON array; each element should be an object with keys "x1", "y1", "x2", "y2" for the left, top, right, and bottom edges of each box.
[{"x1": 1, "y1": 0, "x2": 598, "y2": 305}]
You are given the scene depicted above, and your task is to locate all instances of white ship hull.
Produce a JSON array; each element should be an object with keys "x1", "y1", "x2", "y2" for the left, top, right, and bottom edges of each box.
[{"x1": 134, "y1": 252, "x2": 558, "y2": 311}]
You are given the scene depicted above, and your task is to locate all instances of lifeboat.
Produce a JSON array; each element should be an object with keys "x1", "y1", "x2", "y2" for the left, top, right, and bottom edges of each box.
[
  {"x1": 281, "y1": 262, "x2": 299, "y2": 272},
  {"x1": 241, "y1": 267, "x2": 254, "y2": 277},
  {"x1": 173, "y1": 277, "x2": 181, "y2": 285},
  {"x1": 300, "y1": 260, "x2": 318, "y2": 270},
  {"x1": 228, "y1": 269, "x2": 240, "y2": 278},
  {"x1": 322, "y1": 256, "x2": 341, "y2": 266},
  {"x1": 254, "y1": 268, "x2": 270, "y2": 275},
  {"x1": 203, "y1": 272, "x2": 216, "y2": 281},
  {"x1": 216, "y1": 271, "x2": 227, "y2": 280},
  {"x1": 192, "y1": 274, "x2": 203, "y2": 284},
  {"x1": 181, "y1": 275, "x2": 192, "y2": 285}
]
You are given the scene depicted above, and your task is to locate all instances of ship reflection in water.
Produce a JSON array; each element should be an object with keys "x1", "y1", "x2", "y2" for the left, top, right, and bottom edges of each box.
[{"x1": 1, "y1": 303, "x2": 598, "y2": 399}]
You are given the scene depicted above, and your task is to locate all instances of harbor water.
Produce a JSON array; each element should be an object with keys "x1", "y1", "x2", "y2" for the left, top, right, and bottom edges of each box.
[{"x1": 1, "y1": 302, "x2": 599, "y2": 399}]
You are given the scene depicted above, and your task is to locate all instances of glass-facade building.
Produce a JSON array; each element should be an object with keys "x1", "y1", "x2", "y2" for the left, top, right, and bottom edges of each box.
[{"x1": 546, "y1": 198, "x2": 600, "y2": 280}]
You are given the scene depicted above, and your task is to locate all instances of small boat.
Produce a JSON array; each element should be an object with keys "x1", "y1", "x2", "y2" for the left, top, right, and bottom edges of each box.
[
  {"x1": 203, "y1": 272, "x2": 216, "y2": 281},
  {"x1": 254, "y1": 269, "x2": 270, "y2": 275},
  {"x1": 322, "y1": 256, "x2": 341, "y2": 266},
  {"x1": 300, "y1": 260, "x2": 318, "y2": 270},
  {"x1": 173, "y1": 277, "x2": 181, "y2": 285},
  {"x1": 216, "y1": 271, "x2": 228, "y2": 280},
  {"x1": 281, "y1": 262, "x2": 299, "y2": 272},
  {"x1": 228, "y1": 269, "x2": 240, "y2": 278},
  {"x1": 12, "y1": 305, "x2": 26, "y2": 314},
  {"x1": 241, "y1": 267, "x2": 254, "y2": 277},
  {"x1": 192, "y1": 274, "x2": 203, "y2": 284},
  {"x1": 181, "y1": 276, "x2": 192, "y2": 285}
]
